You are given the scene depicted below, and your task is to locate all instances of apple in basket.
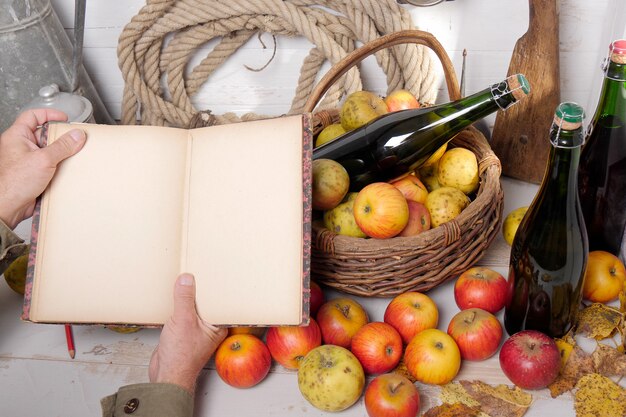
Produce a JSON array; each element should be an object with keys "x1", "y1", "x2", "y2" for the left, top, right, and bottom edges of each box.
[
  {"x1": 398, "y1": 200, "x2": 431, "y2": 237},
  {"x1": 312, "y1": 158, "x2": 350, "y2": 211},
  {"x1": 317, "y1": 297, "x2": 369, "y2": 348},
  {"x1": 214, "y1": 334, "x2": 271, "y2": 388},
  {"x1": 390, "y1": 174, "x2": 429, "y2": 204},
  {"x1": 353, "y1": 182, "x2": 409, "y2": 239},
  {"x1": 340, "y1": 90, "x2": 388, "y2": 131},
  {"x1": 384, "y1": 89, "x2": 421, "y2": 112}
]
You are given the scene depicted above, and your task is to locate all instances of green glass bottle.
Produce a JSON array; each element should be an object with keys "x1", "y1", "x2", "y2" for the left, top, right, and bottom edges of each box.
[
  {"x1": 504, "y1": 102, "x2": 589, "y2": 338},
  {"x1": 578, "y1": 40, "x2": 626, "y2": 263},
  {"x1": 313, "y1": 74, "x2": 530, "y2": 190}
]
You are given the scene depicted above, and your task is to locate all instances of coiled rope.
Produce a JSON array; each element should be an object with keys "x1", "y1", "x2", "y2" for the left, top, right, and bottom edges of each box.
[{"x1": 117, "y1": 0, "x2": 438, "y2": 127}]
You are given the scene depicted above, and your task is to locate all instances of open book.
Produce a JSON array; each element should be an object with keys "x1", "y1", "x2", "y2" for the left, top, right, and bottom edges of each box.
[{"x1": 22, "y1": 115, "x2": 312, "y2": 326}]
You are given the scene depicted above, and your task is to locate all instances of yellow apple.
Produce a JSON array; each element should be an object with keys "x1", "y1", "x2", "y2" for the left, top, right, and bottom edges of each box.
[
  {"x1": 315, "y1": 123, "x2": 346, "y2": 148},
  {"x1": 3, "y1": 248, "x2": 28, "y2": 295},
  {"x1": 421, "y1": 143, "x2": 448, "y2": 169},
  {"x1": 312, "y1": 159, "x2": 350, "y2": 211},
  {"x1": 403, "y1": 328, "x2": 461, "y2": 385},
  {"x1": 437, "y1": 147, "x2": 479, "y2": 195},
  {"x1": 340, "y1": 91, "x2": 388, "y2": 131},
  {"x1": 582, "y1": 250, "x2": 626, "y2": 303},
  {"x1": 417, "y1": 163, "x2": 441, "y2": 193},
  {"x1": 425, "y1": 186, "x2": 470, "y2": 228},
  {"x1": 502, "y1": 206, "x2": 529, "y2": 246},
  {"x1": 323, "y1": 198, "x2": 367, "y2": 238}
]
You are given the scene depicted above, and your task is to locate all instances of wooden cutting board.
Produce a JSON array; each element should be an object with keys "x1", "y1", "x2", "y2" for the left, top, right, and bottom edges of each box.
[{"x1": 490, "y1": 0, "x2": 560, "y2": 184}]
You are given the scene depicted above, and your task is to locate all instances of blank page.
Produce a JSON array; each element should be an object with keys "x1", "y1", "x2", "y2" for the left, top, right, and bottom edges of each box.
[
  {"x1": 184, "y1": 115, "x2": 304, "y2": 325},
  {"x1": 29, "y1": 123, "x2": 188, "y2": 324}
]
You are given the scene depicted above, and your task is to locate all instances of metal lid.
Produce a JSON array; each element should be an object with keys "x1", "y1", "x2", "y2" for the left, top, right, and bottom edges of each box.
[
  {"x1": 610, "y1": 40, "x2": 626, "y2": 64},
  {"x1": 22, "y1": 84, "x2": 94, "y2": 123}
]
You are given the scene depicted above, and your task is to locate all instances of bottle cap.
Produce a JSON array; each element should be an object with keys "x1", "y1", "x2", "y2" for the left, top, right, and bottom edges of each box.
[
  {"x1": 508, "y1": 74, "x2": 531, "y2": 101},
  {"x1": 554, "y1": 102, "x2": 584, "y2": 130},
  {"x1": 609, "y1": 40, "x2": 626, "y2": 64}
]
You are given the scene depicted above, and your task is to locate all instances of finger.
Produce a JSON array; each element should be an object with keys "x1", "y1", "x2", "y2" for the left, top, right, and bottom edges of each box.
[
  {"x1": 14, "y1": 108, "x2": 68, "y2": 131},
  {"x1": 40, "y1": 129, "x2": 86, "y2": 165},
  {"x1": 172, "y1": 273, "x2": 198, "y2": 322}
]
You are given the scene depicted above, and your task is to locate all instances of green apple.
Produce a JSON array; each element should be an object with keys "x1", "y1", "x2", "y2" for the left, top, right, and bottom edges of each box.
[
  {"x1": 316, "y1": 123, "x2": 346, "y2": 147},
  {"x1": 340, "y1": 91, "x2": 388, "y2": 131}
]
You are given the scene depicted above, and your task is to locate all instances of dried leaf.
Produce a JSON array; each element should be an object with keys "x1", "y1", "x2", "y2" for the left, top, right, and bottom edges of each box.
[
  {"x1": 460, "y1": 380, "x2": 532, "y2": 417},
  {"x1": 574, "y1": 373, "x2": 626, "y2": 417},
  {"x1": 591, "y1": 343, "x2": 626, "y2": 378},
  {"x1": 440, "y1": 382, "x2": 481, "y2": 408},
  {"x1": 392, "y1": 357, "x2": 417, "y2": 383},
  {"x1": 575, "y1": 303, "x2": 623, "y2": 340},
  {"x1": 422, "y1": 403, "x2": 482, "y2": 417},
  {"x1": 548, "y1": 346, "x2": 595, "y2": 398},
  {"x1": 619, "y1": 284, "x2": 626, "y2": 313}
]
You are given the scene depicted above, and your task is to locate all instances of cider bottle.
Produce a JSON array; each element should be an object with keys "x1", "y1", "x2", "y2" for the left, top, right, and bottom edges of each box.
[
  {"x1": 504, "y1": 102, "x2": 588, "y2": 338},
  {"x1": 578, "y1": 40, "x2": 626, "y2": 263},
  {"x1": 313, "y1": 75, "x2": 530, "y2": 190}
]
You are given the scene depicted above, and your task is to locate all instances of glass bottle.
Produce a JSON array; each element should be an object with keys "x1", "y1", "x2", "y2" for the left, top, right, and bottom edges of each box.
[
  {"x1": 313, "y1": 74, "x2": 530, "y2": 190},
  {"x1": 578, "y1": 40, "x2": 626, "y2": 263},
  {"x1": 504, "y1": 102, "x2": 589, "y2": 338}
]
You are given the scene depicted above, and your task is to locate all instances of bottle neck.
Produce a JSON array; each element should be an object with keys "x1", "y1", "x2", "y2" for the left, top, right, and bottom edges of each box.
[
  {"x1": 593, "y1": 60, "x2": 626, "y2": 119},
  {"x1": 541, "y1": 126, "x2": 584, "y2": 197}
]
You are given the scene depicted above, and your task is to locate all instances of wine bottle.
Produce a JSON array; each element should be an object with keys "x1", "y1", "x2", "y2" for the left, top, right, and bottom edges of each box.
[
  {"x1": 578, "y1": 40, "x2": 626, "y2": 263},
  {"x1": 504, "y1": 102, "x2": 588, "y2": 338},
  {"x1": 313, "y1": 74, "x2": 530, "y2": 190}
]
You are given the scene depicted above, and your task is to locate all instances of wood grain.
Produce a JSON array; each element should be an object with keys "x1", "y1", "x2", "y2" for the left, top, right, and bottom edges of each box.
[{"x1": 490, "y1": 0, "x2": 561, "y2": 184}]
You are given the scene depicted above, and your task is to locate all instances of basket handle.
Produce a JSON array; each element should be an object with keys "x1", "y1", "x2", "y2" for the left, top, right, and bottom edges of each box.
[{"x1": 303, "y1": 30, "x2": 460, "y2": 113}]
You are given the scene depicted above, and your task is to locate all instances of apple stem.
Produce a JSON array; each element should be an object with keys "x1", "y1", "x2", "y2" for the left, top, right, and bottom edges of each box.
[
  {"x1": 390, "y1": 381, "x2": 404, "y2": 394},
  {"x1": 464, "y1": 310, "x2": 477, "y2": 325}
]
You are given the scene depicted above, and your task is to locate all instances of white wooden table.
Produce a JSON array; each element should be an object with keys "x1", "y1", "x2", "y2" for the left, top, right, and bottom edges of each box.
[{"x1": 1, "y1": 177, "x2": 587, "y2": 417}]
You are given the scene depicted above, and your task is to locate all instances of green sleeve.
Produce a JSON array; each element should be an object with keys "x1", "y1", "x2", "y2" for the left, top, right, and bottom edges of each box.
[
  {"x1": 101, "y1": 383, "x2": 194, "y2": 417},
  {"x1": 0, "y1": 218, "x2": 28, "y2": 276}
]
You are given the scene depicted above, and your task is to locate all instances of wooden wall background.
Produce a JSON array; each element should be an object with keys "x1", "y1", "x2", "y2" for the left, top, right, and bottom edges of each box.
[{"x1": 49, "y1": 0, "x2": 623, "y2": 129}]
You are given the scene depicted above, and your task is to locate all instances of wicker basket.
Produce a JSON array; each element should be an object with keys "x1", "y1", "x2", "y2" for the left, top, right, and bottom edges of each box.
[{"x1": 303, "y1": 30, "x2": 504, "y2": 297}]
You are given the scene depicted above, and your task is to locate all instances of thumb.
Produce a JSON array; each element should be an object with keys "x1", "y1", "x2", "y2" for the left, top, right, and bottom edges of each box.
[
  {"x1": 41, "y1": 129, "x2": 86, "y2": 165},
  {"x1": 173, "y1": 273, "x2": 198, "y2": 321}
]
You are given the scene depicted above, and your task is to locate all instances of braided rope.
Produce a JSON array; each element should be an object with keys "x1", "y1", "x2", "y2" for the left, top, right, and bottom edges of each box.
[{"x1": 117, "y1": 0, "x2": 438, "y2": 127}]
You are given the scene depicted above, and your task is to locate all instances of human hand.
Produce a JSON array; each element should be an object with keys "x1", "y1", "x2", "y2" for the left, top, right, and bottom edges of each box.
[
  {"x1": 149, "y1": 274, "x2": 227, "y2": 395},
  {"x1": 0, "y1": 109, "x2": 87, "y2": 229}
]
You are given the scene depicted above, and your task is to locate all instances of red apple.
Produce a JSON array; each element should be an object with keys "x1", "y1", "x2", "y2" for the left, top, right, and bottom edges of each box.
[
  {"x1": 403, "y1": 328, "x2": 461, "y2": 385},
  {"x1": 317, "y1": 297, "x2": 369, "y2": 348},
  {"x1": 353, "y1": 182, "x2": 409, "y2": 239},
  {"x1": 364, "y1": 373, "x2": 420, "y2": 417},
  {"x1": 384, "y1": 292, "x2": 439, "y2": 345},
  {"x1": 266, "y1": 318, "x2": 322, "y2": 370},
  {"x1": 310, "y1": 280, "x2": 325, "y2": 316},
  {"x1": 398, "y1": 201, "x2": 431, "y2": 237},
  {"x1": 454, "y1": 267, "x2": 508, "y2": 314},
  {"x1": 447, "y1": 308, "x2": 502, "y2": 361},
  {"x1": 390, "y1": 175, "x2": 428, "y2": 204},
  {"x1": 499, "y1": 330, "x2": 560, "y2": 390},
  {"x1": 215, "y1": 334, "x2": 272, "y2": 388},
  {"x1": 384, "y1": 89, "x2": 421, "y2": 112},
  {"x1": 350, "y1": 322, "x2": 403, "y2": 375}
]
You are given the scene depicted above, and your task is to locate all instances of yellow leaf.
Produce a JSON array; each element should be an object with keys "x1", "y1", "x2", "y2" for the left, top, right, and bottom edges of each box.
[
  {"x1": 460, "y1": 380, "x2": 532, "y2": 417},
  {"x1": 591, "y1": 343, "x2": 626, "y2": 378},
  {"x1": 423, "y1": 403, "x2": 482, "y2": 417},
  {"x1": 574, "y1": 373, "x2": 626, "y2": 417},
  {"x1": 548, "y1": 346, "x2": 594, "y2": 398},
  {"x1": 575, "y1": 303, "x2": 623, "y2": 340}
]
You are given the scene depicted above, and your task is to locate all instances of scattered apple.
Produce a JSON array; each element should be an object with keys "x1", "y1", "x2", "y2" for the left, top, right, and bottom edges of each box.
[
  {"x1": 266, "y1": 318, "x2": 322, "y2": 370},
  {"x1": 582, "y1": 250, "x2": 626, "y2": 303},
  {"x1": 498, "y1": 330, "x2": 560, "y2": 390},
  {"x1": 107, "y1": 325, "x2": 141, "y2": 334},
  {"x1": 398, "y1": 200, "x2": 431, "y2": 237},
  {"x1": 502, "y1": 206, "x2": 528, "y2": 246},
  {"x1": 384, "y1": 292, "x2": 439, "y2": 345},
  {"x1": 3, "y1": 248, "x2": 28, "y2": 295},
  {"x1": 298, "y1": 345, "x2": 365, "y2": 412},
  {"x1": 227, "y1": 326, "x2": 266, "y2": 338},
  {"x1": 447, "y1": 308, "x2": 502, "y2": 361},
  {"x1": 390, "y1": 175, "x2": 428, "y2": 204},
  {"x1": 309, "y1": 280, "x2": 325, "y2": 317},
  {"x1": 215, "y1": 334, "x2": 272, "y2": 388},
  {"x1": 425, "y1": 186, "x2": 470, "y2": 228},
  {"x1": 364, "y1": 373, "x2": 420, "y2": 417},
  {"x1": 340, "y1": 90, "x2": 388, "y2": 131},
  {"x1": 454, "y1": 266, "x2": 508, "y2": 314},
  {"x1": 384, "y1": 89, "x2": 420, "y2": 112},
  {"x1": 403, "y1": 328, "x2": 461, "y2": 385},
  {"x1": 323, "y1": 196, "x2": 367, "y2": 238},
  {"x1": 316, "y1": 297, "x2": 369, "y2": 348},
  {"x1": 353, "y1": 182, "x2": 409, "y2": 239},
  {"x1": 436, "y1": 147, "x2": 479, "y2": 195},
  {"x1": 312, "y1": 159, "x2": 350, "y2": 211},
  {"x1": 350, "y1": 322, "x2": 403, "y2": 375},
  {"x1": 316, "y1": 123, "x2": 346, "y2": 147}
]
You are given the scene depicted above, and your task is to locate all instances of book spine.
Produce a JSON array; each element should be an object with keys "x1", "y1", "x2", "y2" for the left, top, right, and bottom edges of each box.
[{"x1": 301, "y1": 113, "x2": 313, "y2": 325}]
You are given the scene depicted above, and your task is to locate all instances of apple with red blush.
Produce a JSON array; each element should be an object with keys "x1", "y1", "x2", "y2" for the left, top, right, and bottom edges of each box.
[
  {"x1": 309, "y1": 280, "x2": 325, "y2": 316},
  {"x1": 384, "y1": 89, "x2": 421, "y2": 112},
  {"x1": 454, "y1": 267, "x2": 508, "y2": 313},
  {"x1": 266, "y1": 318, "x2": 322, "y2": 370},
  {"x1": 364, "y1": 373, "x2": 420, "y2": 417},
  {"x1": 317, "y1": 297, "x2": 369, "y2": 348},
  {"x1": 398, "y1": 201, "x2": 431, "y2": 237},
  {"x1": 350, "y1": 322, "x2": 403, "y2": 375},
  {"x1": 384, "y1": 291, "x2": 438, "y2": 345},
  {"x1": 447, "y1": 308, "x2": 502, "y2": 361}
]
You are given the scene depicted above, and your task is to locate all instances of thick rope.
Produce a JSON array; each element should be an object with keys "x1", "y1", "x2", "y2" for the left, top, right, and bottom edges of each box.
[{"x1": 117, "y1": 0, "x2": 438, "y2": 127}]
